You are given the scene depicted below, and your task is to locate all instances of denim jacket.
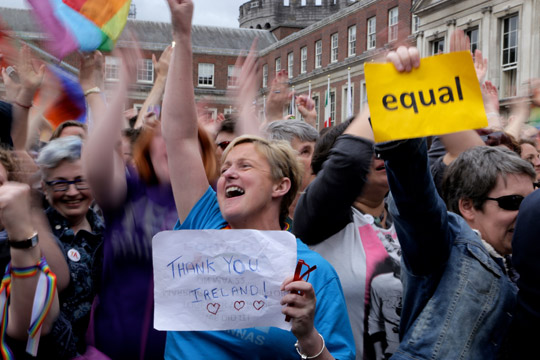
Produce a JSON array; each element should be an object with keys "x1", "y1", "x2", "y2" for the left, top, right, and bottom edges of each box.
[{"x1": 377, "y1": 138, "x2": 516, "y2": 360}]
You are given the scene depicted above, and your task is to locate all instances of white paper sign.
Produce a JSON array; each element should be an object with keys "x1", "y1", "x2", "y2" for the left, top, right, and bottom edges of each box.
[{"x1": 152, "y1": 229, "x2": 297, "y2": 331}]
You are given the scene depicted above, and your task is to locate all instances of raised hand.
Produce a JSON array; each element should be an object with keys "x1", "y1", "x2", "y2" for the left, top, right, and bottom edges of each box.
[
  {"x1": 166, "y1": 0, "x2": 194, "y2": 37},
  {"x1": 386, "y1": 46, "x2": 420, "y2": 73},
  {"x1": 266, "y1": 70, "x2": 292, "y2": 121}
]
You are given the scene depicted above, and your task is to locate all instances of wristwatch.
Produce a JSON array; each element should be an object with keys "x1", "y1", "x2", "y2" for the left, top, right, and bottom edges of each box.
[{"x1": 8, "y1": 232, "x2": 39, "y2": 249}]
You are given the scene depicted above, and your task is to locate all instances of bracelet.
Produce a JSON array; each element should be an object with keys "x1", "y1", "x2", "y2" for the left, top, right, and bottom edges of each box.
[
  {"x1": 84, "y1": 86, "x2": 101, "y2": 96},
  {"x1": 295, "y1": 333, "x2": 325, "y2": 359},
  {"x1": 14, "y1": 100, "x2": 32, "y2": 109}
]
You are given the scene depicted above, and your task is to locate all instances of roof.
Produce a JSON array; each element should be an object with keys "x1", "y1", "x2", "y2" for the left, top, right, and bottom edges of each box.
[{"x1": 0, "y1": 7, "x2": 276, "y2": 55}]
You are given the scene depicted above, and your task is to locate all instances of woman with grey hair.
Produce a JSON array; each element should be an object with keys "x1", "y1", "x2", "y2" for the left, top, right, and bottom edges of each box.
[
  {"x1": 265, "y1": 120, "x2": 319, "y2": 221},
  {"x1": 30, "y1": 135, "x2": 103, "y2": 358}
]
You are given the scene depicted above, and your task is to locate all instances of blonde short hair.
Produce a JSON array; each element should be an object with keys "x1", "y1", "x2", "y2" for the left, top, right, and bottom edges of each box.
[{"x1": 222, "y1": 135, "x2": 302, "y2": 227}]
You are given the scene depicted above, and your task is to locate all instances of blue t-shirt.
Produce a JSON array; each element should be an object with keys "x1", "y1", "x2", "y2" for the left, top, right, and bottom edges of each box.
[{"x1": 166, "y1": 187, "x2": 355, "y2": 359}]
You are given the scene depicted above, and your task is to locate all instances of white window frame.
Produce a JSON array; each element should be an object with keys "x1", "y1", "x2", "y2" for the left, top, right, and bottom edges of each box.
[
  {"x1": 136, "y1": 58, "x2": 154, "y2": 84},
  {"x1": 224, "y1": 107, "x2": 235, "y2": 115},
  {"x1": 262, "y1": 64, "x2": 268, "y2": 88},
  {"x1": 275, "y1": 57, "x2": 281, "y2": 73},
  {"x1": 330, "y1": 90, "x2": 336, "y2": 126},
  {"x1": 227, "y1": 65, "x2": 238, "y2": 88},
  {"x1": 287, "y1": 52, "x2": 294, "y2": 78},
  {"x1": 367, "y1": 17, "x2": 376, "y2": 50},
  {"x1": 198, "y1": 63, "x2": 214, "y2": 87},
  {"x1": 412, "y1": 14, "x2": 420, "y2": 34},
  {"x1": 331, "y1": 33, "x2": 338, "y2": 63},
  {"x1": 342, "y1": 84, "x2": 354, "y2": 121},
  {"x1": 465, "y1": 27, "x2": 479, "y2": 54},
  {"x1": 501, "y1": 14, "x2": 519, "y2": 98},
  {"x1": 388, "y1": 7, "x2": 399, "y2": 42},
  {"x1": 348, "y1": 25, "x2": 356, "y2": 57},
  {"x1": 315, "y1": 40, "x2": 322, "y2": 68},
  {"x1": 300, "y1": 47, "x2": 307, "y2": 74},
  {"x1": 360, "y1": 81, "x2": 368, "y2": 111},
  {"x1": 430, "y1": 37, "x2": 445, "y2": 55},
  {"x1": 105, "y1": 56, "x2": 121, "y2": 81}
]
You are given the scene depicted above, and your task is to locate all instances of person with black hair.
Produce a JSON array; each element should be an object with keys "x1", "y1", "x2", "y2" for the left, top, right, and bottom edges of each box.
[{"x1": 294, "y1": 110, "x2": 402, "y2": 359}]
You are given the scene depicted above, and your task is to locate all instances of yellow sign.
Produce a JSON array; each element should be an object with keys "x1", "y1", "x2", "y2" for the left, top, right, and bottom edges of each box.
[{"x1": 364, "y1": 51, "x2": 487, "y2": 143}]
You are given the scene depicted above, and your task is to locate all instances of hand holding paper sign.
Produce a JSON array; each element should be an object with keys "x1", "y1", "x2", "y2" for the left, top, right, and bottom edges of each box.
[{"x1": 365, "y1": 46, "x2": 487, "y2": 142}]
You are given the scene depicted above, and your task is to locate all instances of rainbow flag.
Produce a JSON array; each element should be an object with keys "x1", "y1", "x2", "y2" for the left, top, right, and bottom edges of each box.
[
  {"x1": 37, "y1": 65, "x2": 87, "y2": 129},
  {"x1": 28, "y1": 0, "x2": 131, "y2": 59}
]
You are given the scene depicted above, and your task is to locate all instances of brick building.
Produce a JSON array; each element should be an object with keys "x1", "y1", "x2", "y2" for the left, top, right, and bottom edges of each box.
[{"x1": 0, "y1": 1, "x2": 414, "y2": 128}]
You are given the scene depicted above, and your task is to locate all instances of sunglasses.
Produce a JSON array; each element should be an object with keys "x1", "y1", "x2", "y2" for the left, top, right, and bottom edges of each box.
[
  {"x1": 217, "y1": 141, "x2": 231, "y2": 150},
  {"x1": 485, "y1": 195, "x2": 525, "y2": 211}
]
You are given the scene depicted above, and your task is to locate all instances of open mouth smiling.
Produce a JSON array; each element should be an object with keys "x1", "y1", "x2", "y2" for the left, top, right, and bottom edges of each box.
[{"x1": 225, "y1": 186, "x2": 245, "y2": 198}]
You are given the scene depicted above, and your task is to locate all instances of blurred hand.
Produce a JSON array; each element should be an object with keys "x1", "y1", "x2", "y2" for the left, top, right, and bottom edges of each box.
[
  {"x1": 166, "y1": 0, "x2": 194, "y2": 37},
  {"x1": 154, "y1": 45, "x2": 172, "y2": 80},
  {"x1": 266, "y1": 70, "x2": 292, "y2": 121}
]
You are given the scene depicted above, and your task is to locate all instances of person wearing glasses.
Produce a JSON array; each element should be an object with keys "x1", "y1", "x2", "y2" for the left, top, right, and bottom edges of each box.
[
  {"x1": 161, "y1": 1, "x2": 356, "y2": 358},
  {"x1": 378, "y1": 46, "x2": 536, "y2": 359},
  {"x1": 35, "y1": 135, "x2": 104, "y2": 358}
]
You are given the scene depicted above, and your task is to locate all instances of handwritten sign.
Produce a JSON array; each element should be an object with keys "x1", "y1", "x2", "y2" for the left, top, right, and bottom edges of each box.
[
  {"x1": 152, "y1": 229, "x2": 297, "y2": 331},
  {"x1": 364, "y1": 51, "x2": 487, "y2": 142}
]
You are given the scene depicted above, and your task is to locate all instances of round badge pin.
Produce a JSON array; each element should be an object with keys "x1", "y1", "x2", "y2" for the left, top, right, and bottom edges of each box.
[{"x1": 67, "y1": 248, "x2": 81, "y2": 262}]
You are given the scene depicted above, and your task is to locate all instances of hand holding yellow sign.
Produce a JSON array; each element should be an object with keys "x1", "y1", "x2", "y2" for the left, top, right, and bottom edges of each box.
[{"x1": 364, "y1": 51, "x2": 487, "y2": 143}]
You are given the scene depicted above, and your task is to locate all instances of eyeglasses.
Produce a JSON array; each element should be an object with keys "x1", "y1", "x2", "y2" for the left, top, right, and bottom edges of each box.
[
  {"x1": 485, "y1": 195, "x2": 525, "y2": 211},
  {"x1": 217, "y1": 141, "x2": 231, "y2": 151},
  {"x1": 45, "y1": 179, "x2": 89, "y2": 192}
]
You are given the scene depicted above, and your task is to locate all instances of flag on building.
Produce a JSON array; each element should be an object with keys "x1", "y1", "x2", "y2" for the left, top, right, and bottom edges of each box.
[
  {"x1": 27, "y1": 0, "x2": 131, "y2": 59},
  {"x1": 346, "y1": 68, "x2": 353, "y2": 118},
  {"x1": 324, "y1": 76, "x2": 331, "y2": 127}
]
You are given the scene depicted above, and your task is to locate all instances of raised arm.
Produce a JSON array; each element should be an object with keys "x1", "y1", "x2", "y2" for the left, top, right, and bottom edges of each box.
[
  {"x1": 163, "y1": 0, "x2": 209, "y2": 222},
  {"x1": 133, "y1": 45, "x2": 172, "y2": 129},
  {"x1": 5, "y1": 45, "x2": 45, "y2": 151},
  {"x1": 2, "y1": 183, "x2": 60, "y2": 339},
  {"x1": 381, "y1": 46, "x2": 453, "y2": 275},
  {"x1": 293, "y1": 107, "x2": 374, "y2": 244},
  {"x1": 82, "y1": 50, "x2": 131, "y2": 209}
]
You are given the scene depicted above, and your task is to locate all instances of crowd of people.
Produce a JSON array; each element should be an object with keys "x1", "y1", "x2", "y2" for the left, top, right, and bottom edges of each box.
[{"x1": 0, "y1": 0, "x2": 539, "y2": 359}]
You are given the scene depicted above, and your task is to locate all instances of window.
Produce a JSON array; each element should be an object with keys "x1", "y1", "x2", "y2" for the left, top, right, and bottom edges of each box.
[
  {"x1": 465, "y1": 27, "x2": 479, "y2": 54},
  {"x1": 301, "y1": 0, "x2": 306, "y2": 5},
  {"x1": 361, "y1": 81, "x2": 368, "y2": 110},
  {"x1": 431, "y1": 38, "x2": 445, "y2": 55},
  {"x1": 388, "y1": 7, "x2": 399, "y2": 42},
  {"x1": 315, "y1": 40, "x2": 322, "y2": 68},
  {"x1": 348, "y1": 25, "x2": 356, "y2": 57},
  {"x1": 301, "y1": 47, "x2": 307, "y2": 74},
  {"x1": 262, "y1": 64, "x2": 268, "y2": 88},
  {"x1": 137, "y1": 59, "x2": 154, "y2": 83},
  {"x1": 251, "y1": 1, "x2": 259, "y2": 8},
  {"x1": 287, "y1": 52, "x2": 293, "y2": 78},
  {"x1": 331, "y1": 33, "x2": 338, "y2": 63},
  {"x1": 227, "y1": 65, "x2": 238, "y2": 88},
  {"x1": 275, "y1": 57, "x2": 281, "y2": 73},
  {"x1": 367, "y1": 17, "x2": 376, "y2": 50},
  {"x1": 284, "y1": 0, "x2": 289, "y2": 6},
  {"x1": 501, "y1": 14, "x2": 518, "y2": 97},
  {"x1": 105, "y1": 56, "x2": 120, "y2": 81},
  {"x1": 224, "y1": 107, "x2": 234, "y2": 115},
  {"x1": 412, "y1": 14, "x2": 420, "y2": 33},
  {"x1": 198, "y1": 63, "x2": 214, "y2": 87},
  {"x1": 342, "y1": 85, "x2": 354, "y2": 121},
  {"x1": 315, "y1": 0, "x2": 322, "y2": 5}
]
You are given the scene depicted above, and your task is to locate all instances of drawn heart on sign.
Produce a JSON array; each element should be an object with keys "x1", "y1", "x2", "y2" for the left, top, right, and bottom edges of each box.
[
  {"x1": 207, "y1": 303, "x2": 220, "y2": 315},
  {"x1": 253, "y1": 300, "x2": 265, "y2": 310},
  {"x1": 234, "y1": 301, "x2": 245, "y2": 311}
]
